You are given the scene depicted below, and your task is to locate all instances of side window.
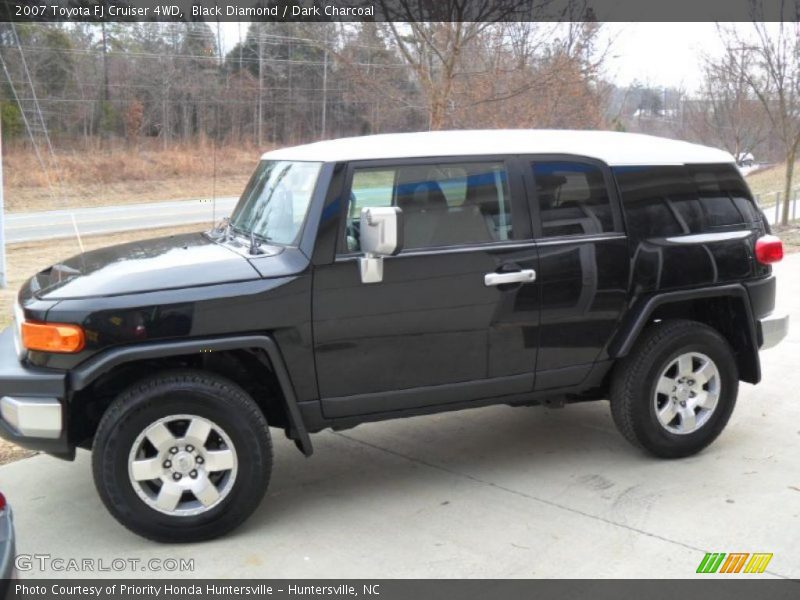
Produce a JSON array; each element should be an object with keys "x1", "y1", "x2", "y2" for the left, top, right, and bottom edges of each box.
[
  {"x1": 345, "y1": 161, "x2": 513, "y2": 251},
  {"x1": 614, "y1": 164, "x2": 759, "y2": 241},
  {"x1": 346, "y1": 169, "x2": 395, "y2": 251},
  {"x1": 687, "y1": 164, "x2": 756, "y2": 227},
  {"x1": 613, "y1": 166, "x2": 696, "y2": 238},
  {"x1": 531, "y1": 161, "x2": 615, "y2": 237}
]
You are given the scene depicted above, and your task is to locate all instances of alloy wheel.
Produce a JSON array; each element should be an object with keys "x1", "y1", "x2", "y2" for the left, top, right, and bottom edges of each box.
[
  {"x1": 653, "y1": 352, "x2": 721, "y2": 435},
  {"x1": 127, "y1": 414, "x2": 238, "y2": 516}
]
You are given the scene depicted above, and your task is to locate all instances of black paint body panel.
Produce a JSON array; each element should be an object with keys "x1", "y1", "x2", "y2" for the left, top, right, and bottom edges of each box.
[{"x1": 3, "y1": 153, "x2": 776, "y2": 457}]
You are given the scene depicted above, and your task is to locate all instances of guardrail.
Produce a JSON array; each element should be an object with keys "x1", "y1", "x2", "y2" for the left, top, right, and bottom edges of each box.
[{"x1": 754, "y1": 188, "x2": 800, "y2": 224}]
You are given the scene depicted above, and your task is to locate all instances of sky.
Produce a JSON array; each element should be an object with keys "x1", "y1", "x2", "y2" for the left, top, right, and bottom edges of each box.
[
  {"x1": 215, "y1": 22, "x2": 751, "y2": 94},
  {"x1": 601, "y1": 23, "x2": 727, "y2": 92}
]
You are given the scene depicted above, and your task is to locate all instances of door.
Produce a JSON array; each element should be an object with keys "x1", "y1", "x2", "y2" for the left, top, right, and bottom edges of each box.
[
  {"x1": 524, "y1": 156, "x2": 630, "y2": 390},
  {"x1": 312, "y1": 156, "x2": 541, "y2": 418}
]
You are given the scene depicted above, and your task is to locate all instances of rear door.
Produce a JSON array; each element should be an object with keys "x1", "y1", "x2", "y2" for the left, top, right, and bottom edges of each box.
[
  {"x1": 523, "y1": 155, "x2": 630, "y2": 390},
  {"x1": 312, "y1": 156, "x2": 542, "y2": 418}
]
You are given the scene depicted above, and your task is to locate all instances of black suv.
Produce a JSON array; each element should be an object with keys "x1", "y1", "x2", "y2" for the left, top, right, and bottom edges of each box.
[{"x1": 0, "y1": 130, "x2": 788, "y2": 542}]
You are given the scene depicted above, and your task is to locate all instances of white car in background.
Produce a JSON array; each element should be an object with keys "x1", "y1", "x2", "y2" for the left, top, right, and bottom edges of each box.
[
  {"x1": 736, "y1": 152, "x2": 765, "y2": 176},
  {"x1": 0, "y1": 491, "x2": 14, "y2": 590}
]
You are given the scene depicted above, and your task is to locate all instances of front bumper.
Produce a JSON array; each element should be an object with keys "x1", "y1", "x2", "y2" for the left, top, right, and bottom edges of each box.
[
  {"x1": 0, "y1": 328, "x2": 72, "y2": 459},
  {"x1": 759, "y1": 311, "x2": 789, "y2": 350}
]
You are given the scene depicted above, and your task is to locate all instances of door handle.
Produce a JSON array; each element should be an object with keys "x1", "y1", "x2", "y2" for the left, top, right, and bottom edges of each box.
[{"x1": 484, "y1": 269, "x2": 536, "y2": 286}]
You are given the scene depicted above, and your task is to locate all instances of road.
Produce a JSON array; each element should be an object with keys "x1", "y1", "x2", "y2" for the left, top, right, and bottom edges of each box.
[
  {"x1": 0, "y1": 256, "x2": 797, "y2": 578},
  {"x1": 4, "y1": 197, "x2": 238, "y2": 243},
  {"x1": 2, "y1": 190, "x2": 796, "y2": 244}
]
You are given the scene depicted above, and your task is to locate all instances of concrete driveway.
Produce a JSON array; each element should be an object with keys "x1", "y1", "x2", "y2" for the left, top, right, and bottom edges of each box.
[{"x1": 1, "y1": 256, "x2": 798, "y2": 579}]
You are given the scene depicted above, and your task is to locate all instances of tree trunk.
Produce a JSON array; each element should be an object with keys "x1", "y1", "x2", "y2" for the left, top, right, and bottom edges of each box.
[
  {"x1": 257, "y1": 39, "x2": 263, "y2": 147},
  {"x1": 429, "y1": 94, "x2": 447, "y2": 130},
  {"x1": 781, "y1": 145, "x2": 797, "y2": 225},
  {"x1": 161, "y1": 91, "x2": 168, "y2": 151}
]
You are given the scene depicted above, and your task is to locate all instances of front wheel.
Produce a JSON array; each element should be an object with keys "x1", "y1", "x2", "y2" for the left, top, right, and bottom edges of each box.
[
  {"x1": 610, "y1": 319, "x2": 739, "y2": 458},
  {"x1": 92, "y1": 370, "x2": 272, "y2": 542}
]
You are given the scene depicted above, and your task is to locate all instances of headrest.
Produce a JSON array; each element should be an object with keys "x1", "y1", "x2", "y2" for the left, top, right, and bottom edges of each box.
[{"x1": 397, "y1": 180, "x2": 447, "y2": 212}]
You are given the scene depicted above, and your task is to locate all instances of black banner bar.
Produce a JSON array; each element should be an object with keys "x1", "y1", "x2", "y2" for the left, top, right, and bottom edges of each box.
[
  {"x1": 3, "y1": 580, "x2": 800, "y2": 600},
  {"x1": 0, "y1": 0, "x2": 798, "y2": 23}
]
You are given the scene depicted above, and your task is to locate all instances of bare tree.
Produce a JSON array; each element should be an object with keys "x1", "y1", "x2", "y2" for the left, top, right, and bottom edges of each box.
[
  {"x1": 385, "y1": 20, "x2": 486, "y2": 130},
  {"x1": 381, "y1": 1, "x2": 529, "y2": 130},
  {"x1": 381, "y1": 1, "x2": 606, "y2": 131},
  {"x1": 327, "y1": 23, "x2": 424, "y2": 135},
  {"x1": 686, "y1": 50, "x2": 768, "y2": 158},
  {"x1": 0, "y1": 16, "x2": 610, "y2": 153},
  {"x1": 719, "y1": 10, "x2": 800, "y2": 225},
  {"x1": 447, "y1": 21, "x2": 607, "y2": 129}
]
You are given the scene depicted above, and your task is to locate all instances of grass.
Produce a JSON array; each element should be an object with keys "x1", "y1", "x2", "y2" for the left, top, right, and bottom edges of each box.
[
  {"x1": 0, "y1": 223, "x2": 206, "y2": 466},
  {"x1": 0, "y1": 440, "x2": 33, "y2": 465},
  {"x1": 2, "y1": 140, "x2": 261, "y2": 213},
  {"x1": 3, "y1": 139, "x2": 790, "y2": 215},
  {"x1": 773, "y1": 223, "x2": 800, "y2": 253},
  {"x1": 746, "y1": 161, "x2": 800, "y2": 206}
]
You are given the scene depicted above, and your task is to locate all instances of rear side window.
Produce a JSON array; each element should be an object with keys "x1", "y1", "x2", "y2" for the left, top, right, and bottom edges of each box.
[
  {"x1": 612, "y1": 166, "x2": 694, "y2": 238},
  {"x1": 688, "y1": 164, "x2": 760, "y2": 226},
  {"x1": 531, "y1": 161, "x2": 615, "y2": 237},
  {"x1": 614, "y1": 164, "x2": 758, "y2": 239}
]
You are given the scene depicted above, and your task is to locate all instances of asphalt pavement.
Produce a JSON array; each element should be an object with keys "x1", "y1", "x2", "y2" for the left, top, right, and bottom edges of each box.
[
  {"x1": 0, "y1": 255, "x2": 798, "y2": 578},
  {"x1": 4, "y1": 197, "x2": 238, "y2": 243}
]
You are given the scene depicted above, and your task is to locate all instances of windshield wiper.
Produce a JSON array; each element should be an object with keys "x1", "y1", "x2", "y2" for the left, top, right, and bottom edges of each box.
[
  {"x1": 249, "y1": 230, "x2": 267, "y2": 255},
  {"x1": 245, "y1": 204, "x2": 275, "y2": 255}
]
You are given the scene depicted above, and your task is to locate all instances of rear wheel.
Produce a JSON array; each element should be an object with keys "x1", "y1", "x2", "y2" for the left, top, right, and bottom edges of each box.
[
  {"x1": 610, "y1": 320, "x2": 739, "y2": 458},
  {"x1": 92, "y1": 370, "x2": 272, "y2": 542}
]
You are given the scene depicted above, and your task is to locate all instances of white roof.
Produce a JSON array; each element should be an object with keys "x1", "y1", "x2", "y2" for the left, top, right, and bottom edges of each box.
[{"x1": 261, "y1": 129, "x2": 734, "y2": 167}]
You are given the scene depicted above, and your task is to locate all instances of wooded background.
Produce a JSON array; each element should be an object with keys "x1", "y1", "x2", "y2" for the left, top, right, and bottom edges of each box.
[{"x1": 1, "y1": 14, "x2": 799, "y2": 221}]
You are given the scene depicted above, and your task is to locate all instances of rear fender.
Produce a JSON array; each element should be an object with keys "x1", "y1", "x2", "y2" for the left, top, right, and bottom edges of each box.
[{"x1": 609, "y1": 284, "x2": 761, "y2": 384}]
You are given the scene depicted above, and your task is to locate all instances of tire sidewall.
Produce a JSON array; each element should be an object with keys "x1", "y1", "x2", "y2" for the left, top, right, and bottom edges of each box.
[
  {"x1": 94, "y1": 375, "x2": 271, "y2": 541},
  {"x1": 632, "y1": 328, "x2": 738, "y2": 457}
]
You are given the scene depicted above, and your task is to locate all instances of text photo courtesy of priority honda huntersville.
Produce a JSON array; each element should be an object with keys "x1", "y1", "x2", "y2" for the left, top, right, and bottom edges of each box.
[{"x1": 0, "y1": 129, "x2": 789, "y2": 542}]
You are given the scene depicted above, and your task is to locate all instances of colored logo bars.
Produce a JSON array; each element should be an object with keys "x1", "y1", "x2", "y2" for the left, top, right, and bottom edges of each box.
[{"x1": 696, "y1": 553, "x2": 773, "y2": 574}]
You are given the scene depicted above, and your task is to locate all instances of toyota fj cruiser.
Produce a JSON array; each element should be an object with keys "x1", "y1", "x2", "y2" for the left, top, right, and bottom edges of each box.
[{"x1": 0, "y1": 130, "x2": 788, "y2": 542}]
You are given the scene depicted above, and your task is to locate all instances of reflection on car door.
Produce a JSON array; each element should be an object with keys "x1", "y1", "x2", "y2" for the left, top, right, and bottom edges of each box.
[
  {"x1": 525, "y1": 156, "x2": 630, "y2": 390},
  {"x1": 312, "y1": 157, "x2": 541, "y2": 418}
]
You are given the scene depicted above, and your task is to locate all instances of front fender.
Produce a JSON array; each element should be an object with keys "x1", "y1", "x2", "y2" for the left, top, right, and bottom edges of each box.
[{"x1": 70, "y1": 335, "x2": 313, "y2": 456}]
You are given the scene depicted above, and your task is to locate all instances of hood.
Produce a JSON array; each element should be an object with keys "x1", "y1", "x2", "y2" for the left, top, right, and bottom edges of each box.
[{"x1": 28, "y1": 232, "x2": 264, "y2": 300}]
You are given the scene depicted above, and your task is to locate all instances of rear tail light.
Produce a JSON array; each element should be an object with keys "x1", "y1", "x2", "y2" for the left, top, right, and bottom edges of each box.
[
  {"x1": 755, "y1": 235, "x2": 784, "y2": 265},
  {"x1": 0, "y1": 492, "x2": 6, "y2": 511},
  {"x1": 21, "y1": 321, "x2": 85, "y2": 353}
]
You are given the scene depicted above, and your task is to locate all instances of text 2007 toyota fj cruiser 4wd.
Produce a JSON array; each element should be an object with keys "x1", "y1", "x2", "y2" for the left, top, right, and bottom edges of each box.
[{"x1": 0, "y1": 130, "x2": 788, "y2": 542}]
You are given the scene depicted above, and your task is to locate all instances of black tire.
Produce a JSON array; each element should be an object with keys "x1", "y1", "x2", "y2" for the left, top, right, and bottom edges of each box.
[
  {"x1": 610, "y1": 319, "x2": 739, "y2": 458},
  {"x1": 92, "y1": 370, "x2": 272, "y2": 542}
]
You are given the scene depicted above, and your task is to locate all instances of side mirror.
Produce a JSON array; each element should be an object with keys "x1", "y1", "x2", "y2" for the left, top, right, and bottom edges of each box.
[{"x1": 359, "y1": 206, "x2": 403, "y2": 284}]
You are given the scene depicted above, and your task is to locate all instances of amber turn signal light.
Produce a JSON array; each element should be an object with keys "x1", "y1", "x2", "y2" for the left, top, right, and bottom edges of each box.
[{"x1": 21, "y1": 321, "x2": 85, "y2": 353}]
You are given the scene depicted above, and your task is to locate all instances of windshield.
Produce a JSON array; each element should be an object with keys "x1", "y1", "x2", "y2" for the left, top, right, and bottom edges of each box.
[{"x1": 230, "y1": 160, "x2": 322, "y2": 245}]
